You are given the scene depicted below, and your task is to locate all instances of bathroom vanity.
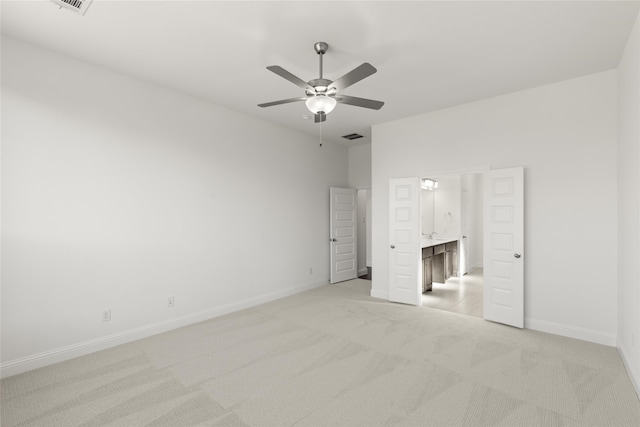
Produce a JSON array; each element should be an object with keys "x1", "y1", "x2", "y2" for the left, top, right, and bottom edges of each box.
[{"x1": 421, "y1": 237, "x2": 458, "y2": 292}]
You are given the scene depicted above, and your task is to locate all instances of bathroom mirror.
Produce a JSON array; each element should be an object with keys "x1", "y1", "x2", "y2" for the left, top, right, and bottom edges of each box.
[
  {"x1": 421, "y1": 180, "x2": 436, "y2": 236},
  {"x1": 421, "y1": 175, "x2": 461, "y2": 238}
]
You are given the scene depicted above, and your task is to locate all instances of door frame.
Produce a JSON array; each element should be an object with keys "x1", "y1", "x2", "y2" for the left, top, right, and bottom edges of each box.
[
  {"x1": 394, "y1": 166, "x2": 489, "y2": 299},
  {"x1": 393, "y1": 165, "x2": 527, "y2": 328},
  {"x1": 356, "y1": 188, "x2": 372, "y2": 278}
]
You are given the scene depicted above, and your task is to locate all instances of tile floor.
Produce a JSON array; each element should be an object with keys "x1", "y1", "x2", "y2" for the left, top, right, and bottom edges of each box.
[{"x1": 422, "y1": 268, "x2": 484, "y2": 318}]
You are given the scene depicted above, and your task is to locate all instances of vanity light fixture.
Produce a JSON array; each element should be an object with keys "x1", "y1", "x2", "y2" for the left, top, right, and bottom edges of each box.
[{"x1": 422, "y1": 178, "x2": 438, "y2": 190}]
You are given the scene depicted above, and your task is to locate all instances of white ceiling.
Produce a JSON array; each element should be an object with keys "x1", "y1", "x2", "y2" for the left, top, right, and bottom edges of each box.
[{"x1": 2, "y1": 0, "x2": 639, "y2": 145}]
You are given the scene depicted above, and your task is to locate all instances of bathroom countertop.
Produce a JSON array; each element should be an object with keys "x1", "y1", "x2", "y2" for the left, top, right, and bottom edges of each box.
[{"x1": 421, "y1": 236, "x2": 458, "y2": 248}]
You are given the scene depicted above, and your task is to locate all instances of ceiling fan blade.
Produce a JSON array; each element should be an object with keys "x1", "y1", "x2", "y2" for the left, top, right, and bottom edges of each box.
[
  {"x1": 335, "y1": 95, "x2": 384, "y2": 110},
  {"x1": 258, "y1": 97, "x2": 306, "y2": 108},
  {"x1": 314, "y1": 112, "x2": 327, "y2": 123},
  {"x1": 267, "y1": 66, "x2": 313, "y2": 91},
  {"x1": 329, "y1": 63, "x2": 377, "y2": 91}
]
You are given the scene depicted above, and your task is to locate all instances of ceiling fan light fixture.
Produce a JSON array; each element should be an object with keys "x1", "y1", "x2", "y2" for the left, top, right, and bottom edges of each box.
[{"x1": 305, "y1": 95, "x2": 337, "y2": 115}]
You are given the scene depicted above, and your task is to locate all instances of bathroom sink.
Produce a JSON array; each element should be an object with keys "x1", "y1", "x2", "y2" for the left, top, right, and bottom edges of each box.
[{"x1": 421, "y1": 236, "x2": 458, "y2": 248}]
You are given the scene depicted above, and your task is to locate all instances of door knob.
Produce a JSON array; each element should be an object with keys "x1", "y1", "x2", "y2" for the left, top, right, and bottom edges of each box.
[
  {"x1": 514, "y1": 253, "x2": 521, "y2": 258},
  {"x1": 390, "y1": 245, "x2": 395, "y2": 249},
  {"x1": 331, "y1": 238, "x2": 337, "y2": 242}
]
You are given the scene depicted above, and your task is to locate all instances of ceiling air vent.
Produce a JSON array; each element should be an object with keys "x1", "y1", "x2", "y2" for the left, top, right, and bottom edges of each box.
[
  {"x1": 50, "y1": 0, "x2": 93, "y2": 16},
  {"x1": 342, "y1": 133, "x2": 364, "y2": 141}
]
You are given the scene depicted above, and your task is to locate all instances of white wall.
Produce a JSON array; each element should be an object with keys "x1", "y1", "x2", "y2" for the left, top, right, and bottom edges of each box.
[
  {"x1": 461, "y1": 173, "x2": 484, "y2": 271},
  {"x1": 421, "y1": 189, "x2": 435, "y2": 235},
  {"x1": 348, "y1": 143, "x2": 372, "y2": 190},
  {"x1": 0, "y1": 37, "x2": 348, "y2": 376},
  {"x1": 433, "y1": 175, "x2": 461, "y2": 238},
  {"x1": 617, "y1": 13, "x2": 640, "y2": 394},
  {"x1": 372, "y1": 70, "x2": 618, "y2": 345}
]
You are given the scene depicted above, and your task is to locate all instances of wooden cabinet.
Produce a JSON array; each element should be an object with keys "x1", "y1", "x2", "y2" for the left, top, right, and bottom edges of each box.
[
  {"x1": 432, "y1": 244, "x2": 445, "y2": 284},
  {"x1": 445, "y1": 241, "x2": 458, "y2": 279},
  {"x1": 422, "y1": 240, "x2": 458, "y2": 290},
  {"x1": 422, "y1": 247, "x2": 433, "y2": 292}
]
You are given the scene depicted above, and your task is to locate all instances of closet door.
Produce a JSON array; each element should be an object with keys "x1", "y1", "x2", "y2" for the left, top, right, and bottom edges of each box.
[{"x1": 483, "y1": 167, "x2": 524, "y2": 328}]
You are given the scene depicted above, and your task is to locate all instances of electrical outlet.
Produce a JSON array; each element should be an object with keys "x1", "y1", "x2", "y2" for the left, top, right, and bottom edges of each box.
[
  {"x1": 167, "y1": 296, "x2": 175, "y2": 308},
  {"x1": 101, "y1": 309, "x2": 111, "y2": 322}
]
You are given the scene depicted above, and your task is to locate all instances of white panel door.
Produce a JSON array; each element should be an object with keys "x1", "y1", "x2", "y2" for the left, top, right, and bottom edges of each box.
[
  {"x1": 389, "y1": 177, "x2": 421, "y2": 305},
  {"x1": 483, "y1": 167, "x2": 524, "y2": 328},
  {"x1": 330, "y1": 187, "x2": 357, "y2": 284}
]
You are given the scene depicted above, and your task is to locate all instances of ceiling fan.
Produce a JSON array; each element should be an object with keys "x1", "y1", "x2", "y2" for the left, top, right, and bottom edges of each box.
[{"x1": 258, "y1": 42, "x2": 384, "y2": 123}]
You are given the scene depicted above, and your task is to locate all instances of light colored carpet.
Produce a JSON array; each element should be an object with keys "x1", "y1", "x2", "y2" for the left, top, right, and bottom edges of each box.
[{"x1": 2, "y1": 279, "x2": 640, "y2": 426}]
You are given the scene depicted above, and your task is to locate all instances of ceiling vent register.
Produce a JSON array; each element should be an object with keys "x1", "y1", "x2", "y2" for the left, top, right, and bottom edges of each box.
[{"x1": 50, "y1": 0, "x2": 93, "y2": 16}]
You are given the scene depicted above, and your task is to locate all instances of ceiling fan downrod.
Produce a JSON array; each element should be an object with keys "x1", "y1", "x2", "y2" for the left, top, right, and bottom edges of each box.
[
  {"x1": 308, "y1": 42, "x2": 331, "y2": 93},
  {"x1": 314, "y1": 42, "x2": 328, "y2": 80}
]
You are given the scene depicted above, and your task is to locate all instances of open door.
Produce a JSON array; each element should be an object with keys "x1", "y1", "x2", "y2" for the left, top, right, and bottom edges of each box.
[
  {"x1": 330, "y1": 187, "x2": 357, "y2": 284},
  {"x1": 389, "y1": 177, "x2": 422, "y2": 305},
  {"x1": 483, "y1": 167, "x2": 524, "y2": 328}
]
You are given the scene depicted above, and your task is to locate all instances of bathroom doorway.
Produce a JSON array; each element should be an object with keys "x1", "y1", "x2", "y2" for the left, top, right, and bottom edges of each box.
[{"x1": 420, "y1": 172, "x2": 484, "y2": 318}]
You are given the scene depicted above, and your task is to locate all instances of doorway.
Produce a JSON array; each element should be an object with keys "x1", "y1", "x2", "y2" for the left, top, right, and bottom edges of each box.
[
  {"x1": 388, "y1": 167, "x2": 524, "y2": 328},
  {"x1": 330, "y1": 187, "x2": 371, "y2": 283},
  {"x1": 420, "y1": 172, "x2": 484, "y2": 318},
  {"x1": 356, "y1": 189, "x2": 372, "y2": 280}
]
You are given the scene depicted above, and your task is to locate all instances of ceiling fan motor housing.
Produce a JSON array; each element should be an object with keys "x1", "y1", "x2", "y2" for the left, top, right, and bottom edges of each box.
[{"x1": 307, "y1": 78, "x2": 333, "y2": 95}]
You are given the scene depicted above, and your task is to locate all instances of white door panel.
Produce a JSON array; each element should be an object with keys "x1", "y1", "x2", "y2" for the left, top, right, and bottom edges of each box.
[
  {"x1": 330, "y1": 188, "x2": 357, "y2": 283},
  {"x1": 483, "y1": 167, "x2": 524, "y2": 328},
  {"x1": 389, "y1": 177, "x2": 421, "y2": 305}
]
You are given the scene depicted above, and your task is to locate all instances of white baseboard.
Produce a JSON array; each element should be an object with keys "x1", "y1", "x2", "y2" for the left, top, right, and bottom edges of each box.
[
  {"x1": 358, "y1": 268, "x2": 369, "y2": 276},
  {"x1": 0, "y1": 279, "x2": 328, "y2": 379},
  {"x1": 525, "y1": 317, "x2": 616, "y2": 347},
  {"x1": 618, "y1": 343, "x2": 640, "y2": 400}
]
